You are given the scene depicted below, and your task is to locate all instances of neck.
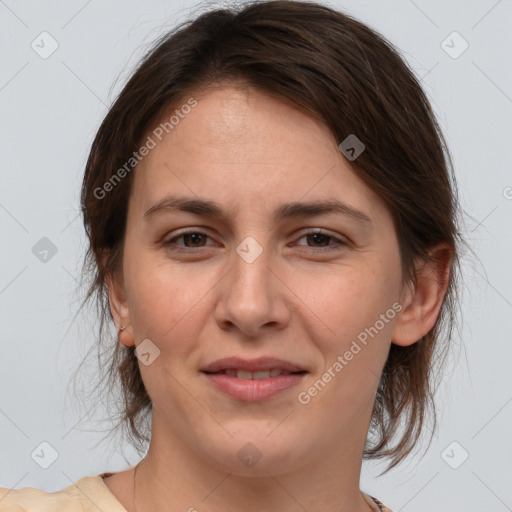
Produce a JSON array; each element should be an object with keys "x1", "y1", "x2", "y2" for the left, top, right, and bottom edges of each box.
[{"x1": 132, "y1": 411, "x2": 374, "y2": 512}]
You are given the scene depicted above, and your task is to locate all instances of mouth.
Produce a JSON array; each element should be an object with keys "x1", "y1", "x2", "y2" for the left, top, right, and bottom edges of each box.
[
  {"x1": 200, "y1": 357, "x2": 308, "y2": 401},
  {"x1": 203, "y1": 368, "x2": 307, "y2": 379},
  {"x1": 200, "y1": 356, "x2": 307, "y2": 374}
]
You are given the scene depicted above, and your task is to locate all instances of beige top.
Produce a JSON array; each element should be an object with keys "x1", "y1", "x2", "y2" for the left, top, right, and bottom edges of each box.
[{"x1": 0, "y1": 474, "x2": 393, "y2": 511}]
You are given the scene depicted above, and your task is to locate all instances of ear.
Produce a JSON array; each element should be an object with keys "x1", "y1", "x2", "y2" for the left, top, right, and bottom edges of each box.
[
  {"x1": 104, "y1": 258, "x2": 135, "y2": 348},
  {"x1": 392, "y1": 243, "x2": 453, "y2": 347}
]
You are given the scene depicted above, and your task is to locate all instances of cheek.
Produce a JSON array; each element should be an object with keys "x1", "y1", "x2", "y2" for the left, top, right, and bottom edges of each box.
[
  {"x1": 123, "y1": 247, "x2": 205, "y2": 343},
  {"x1": 297, "y1": 270, "x2": 395, "y2": 416},
  {"x1": 293, "y1": 257, "x2": 399, "y2": 403},
  {"x1": 123, "y1": 252, "x2": 209, "y2": 405},
  {"x1": 292, "y1": 260, "x2": 398, "y2": 344}
]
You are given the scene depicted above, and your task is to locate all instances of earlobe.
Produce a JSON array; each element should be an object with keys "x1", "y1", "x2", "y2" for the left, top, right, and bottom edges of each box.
[
  {"x1": 392, "y1": 244, "x2": 453, "y2": 347},
  {"x1": 105, "y1": 273, "x2": 135, "y2": 347}
]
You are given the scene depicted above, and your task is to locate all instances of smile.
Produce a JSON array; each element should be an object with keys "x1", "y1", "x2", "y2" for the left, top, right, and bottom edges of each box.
[
  {"x1": 202, "y1": 371, "x2": 307, "y2": 401},
  {"x1": 220, "y1": 368, "x2": 300, "y2": 379}
]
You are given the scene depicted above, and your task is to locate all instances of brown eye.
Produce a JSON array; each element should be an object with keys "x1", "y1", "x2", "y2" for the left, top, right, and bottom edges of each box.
[
  {"x1": 164, "y1": 230, "x2": 213, "y2": 250},
  {"x1": 295, "y1": 230, "x2": 347, "y2": 251},
  {"x1": 306, "y1": 233, "x2": 330, "y2": 247}
]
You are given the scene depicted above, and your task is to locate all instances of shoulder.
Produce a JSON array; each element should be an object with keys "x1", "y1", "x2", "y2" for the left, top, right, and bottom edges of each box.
[
  {"x1": 0, "y1": 479, "x2": 82, "y2": 512},
  {"x1": 0, "y1": 475, "x2": 127, "y2": 512}
]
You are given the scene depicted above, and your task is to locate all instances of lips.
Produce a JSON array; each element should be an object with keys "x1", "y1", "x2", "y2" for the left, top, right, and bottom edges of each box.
[
  {"x1": 200, "y1": 356, "x2": 307, "y2": 375},
  {"x1": 202, "y1": 357, "x2": 307, "y2": 401},
  {"x1": 223, "y1": 368, "x2": 296, "y2": 379},
  {"x1": 205, "y1": 372, "x2": 306, "y2": 400}
]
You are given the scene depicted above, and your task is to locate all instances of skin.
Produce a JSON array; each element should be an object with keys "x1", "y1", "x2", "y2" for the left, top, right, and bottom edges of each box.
[{"x1": 104, "y1": 85, "x2": 451, "y2": 512}]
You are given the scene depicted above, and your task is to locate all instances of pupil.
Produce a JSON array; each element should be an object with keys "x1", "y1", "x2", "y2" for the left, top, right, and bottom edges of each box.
[
  {"x1": 309, "y1": 233, "x2": 328, "y2": 246},
  {"x1": 186, "y1": 233, "x2": 203, "y2": 246}
]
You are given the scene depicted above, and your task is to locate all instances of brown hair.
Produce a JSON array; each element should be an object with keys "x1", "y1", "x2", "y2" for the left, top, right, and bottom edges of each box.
[{"x1": 76, "y1": 0, "x2": 465, "y2": 473}]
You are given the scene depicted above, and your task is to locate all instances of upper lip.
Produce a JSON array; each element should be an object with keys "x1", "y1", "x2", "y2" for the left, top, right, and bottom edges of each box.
[{"x1": 201, "y1": 356, "x2": 306, "y2": 373}]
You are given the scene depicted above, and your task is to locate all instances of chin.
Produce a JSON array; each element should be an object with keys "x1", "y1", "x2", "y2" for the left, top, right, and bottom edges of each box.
[{"x1": 201, "y1": 430, "x2": 306, "y2": 477}]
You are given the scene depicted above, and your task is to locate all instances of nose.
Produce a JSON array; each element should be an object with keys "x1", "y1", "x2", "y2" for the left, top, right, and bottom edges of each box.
[{"x1": 214, "y1": 239, "x2": 291, "y2": 338}]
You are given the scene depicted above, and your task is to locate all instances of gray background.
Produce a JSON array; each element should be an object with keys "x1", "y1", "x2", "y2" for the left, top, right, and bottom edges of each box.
[{"x1": 1, "y1": 1, "x2": 511, "y2": 511}]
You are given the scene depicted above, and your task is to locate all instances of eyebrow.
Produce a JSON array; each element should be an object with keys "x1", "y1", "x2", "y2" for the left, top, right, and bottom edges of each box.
[{"x1": 143, "y1": 194, "x2": 372, "y2": 225}]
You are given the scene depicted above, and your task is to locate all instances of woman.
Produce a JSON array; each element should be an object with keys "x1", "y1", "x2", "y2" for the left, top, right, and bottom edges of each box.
[{"x1": 0, "y1": 1, "x2": 463, "y2": 511}]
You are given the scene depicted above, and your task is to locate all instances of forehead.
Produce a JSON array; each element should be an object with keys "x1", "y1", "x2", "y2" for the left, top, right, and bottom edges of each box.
[{"x1": 129, "y1": 86, "x2": 385, "y2": 222}]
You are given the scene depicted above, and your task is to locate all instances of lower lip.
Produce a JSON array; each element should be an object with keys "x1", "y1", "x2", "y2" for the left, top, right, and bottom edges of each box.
[{"x1": 202, "y1": 372, "x2": 306, "y2": 401}]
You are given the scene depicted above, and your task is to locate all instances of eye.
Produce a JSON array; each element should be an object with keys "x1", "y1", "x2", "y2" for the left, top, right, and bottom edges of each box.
[
  {"x1": 163, "y1": 230, "x2": 214, "y2": 251},
  {"x1": 294, "y1": 229, "x2": 347, "y2": 251},
  {"x1": 163, "y1": 228, "x2": 348, "y2": 253}
]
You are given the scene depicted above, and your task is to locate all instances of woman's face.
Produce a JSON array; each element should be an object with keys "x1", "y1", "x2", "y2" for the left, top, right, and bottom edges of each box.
[{"x1": 113, "y1": 85, "x2": 409, "y2": 475}]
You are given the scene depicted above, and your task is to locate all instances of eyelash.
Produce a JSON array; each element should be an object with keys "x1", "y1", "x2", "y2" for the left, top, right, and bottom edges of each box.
[{"x1": 163, "y1": 229, "x2": 347, "y2": 253}]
